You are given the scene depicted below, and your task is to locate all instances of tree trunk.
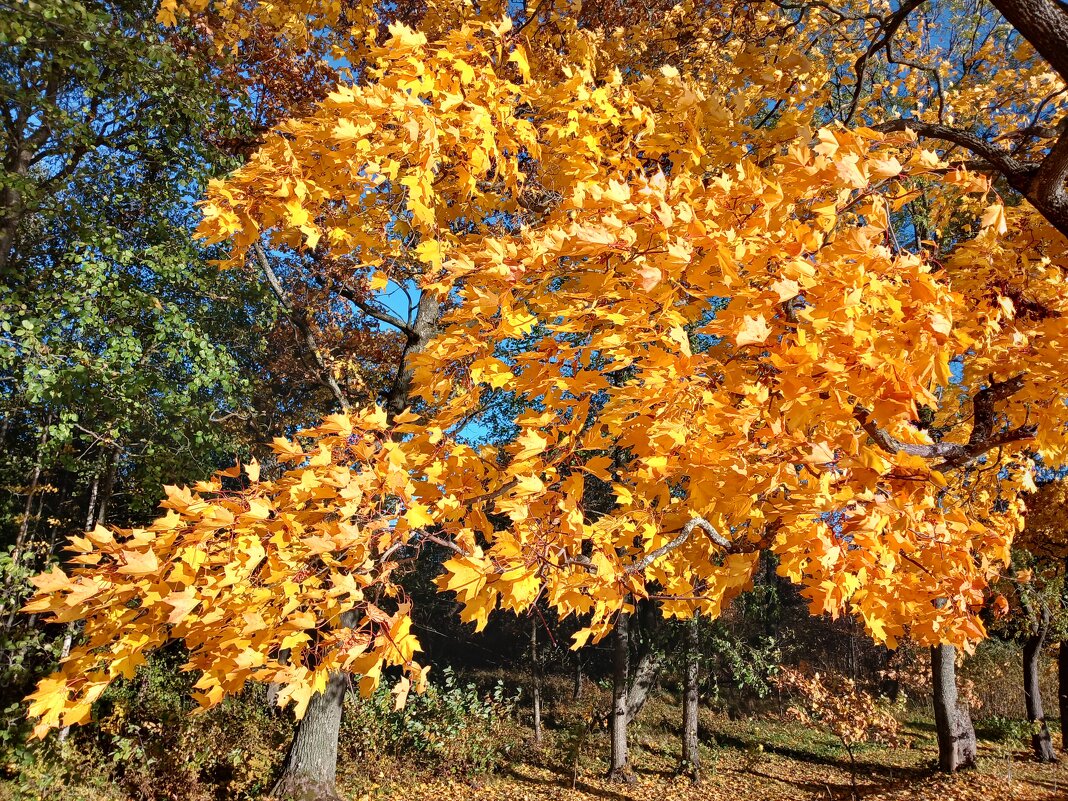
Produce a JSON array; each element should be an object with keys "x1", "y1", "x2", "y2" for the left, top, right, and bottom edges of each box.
[
  {"x1": 58, "y1": 471, "x2": 103, "y2": 743},
  {"x1": 626, "y1": 647, "x2": 664, "y2": 724},
  {"x1": 272, "y1": 290, "x2": 442, "y2": 799},
  {"x1": 531, "y1": 617, "x2": 543, "y2": 746},
  {"x1": 1024, "y1": 603, "x2": 1057, "y2": 762},
  {"x1": 931, "y1": 644, "x2": 976, "y2": 772},
  {"x1": 270, "y1": 672, "x2": 347, "y2": 801},
  {"x1": 608, "y1": 608, "x2": 632, "y2": 782},
  {"x1": 679, "y1": 615, "x2": 701, "y2": 780},
  {"x1": 573, "y1": 651, "x2": 584, "y2": 701},
  {"x1": 1059, "y1": 639, "x2": 1068, "y2": 754},
  {"x1": 56, "y1": 624, "x2": 76, "y2": 742},
  {"x1": 94, "y1": 447, "x2": 119, "y2": 527}
]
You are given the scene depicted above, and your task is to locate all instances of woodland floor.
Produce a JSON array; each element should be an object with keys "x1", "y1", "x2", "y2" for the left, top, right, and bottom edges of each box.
[{"x1": 342, "y1": 709, "x2": 1068, "y2": 801}]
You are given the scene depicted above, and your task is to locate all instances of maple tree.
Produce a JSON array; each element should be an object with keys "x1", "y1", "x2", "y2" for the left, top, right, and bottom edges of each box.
[{"x1": 17, "y1": 0, "x2": 1068, "y2": 796}]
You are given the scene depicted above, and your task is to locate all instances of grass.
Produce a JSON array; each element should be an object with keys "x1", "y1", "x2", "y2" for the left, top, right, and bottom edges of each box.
[{"x1": 342, "y1": 688, "x2": 1068, "y2": 801}]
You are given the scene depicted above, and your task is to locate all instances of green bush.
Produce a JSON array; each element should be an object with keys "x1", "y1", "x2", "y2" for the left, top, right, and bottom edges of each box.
[
  {"x1": 341, "y1": 667, "x2": 520, "y2": 778},
  {"x1": 974, "y1": 715, "x2": 1033, "y2": 745}
]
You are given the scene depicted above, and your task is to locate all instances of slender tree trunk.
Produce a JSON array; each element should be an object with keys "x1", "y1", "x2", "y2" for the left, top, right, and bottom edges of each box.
[
  {"x1": 94, "y1": 447, "x2": 119, "y2": 527},
  {"x1": 270, "y1": 672, "x2": 348, "y2": 801},
  {"x1": 1024, "y1": 603, "x2": 1057, "y2": 762},
  {"x1": 84, "y1": 472, "x2": 100, "y2": 533},
  {"x1": 531, "y1": 617, "x2": 543, "y2": 746},
  {"x1": 931, "y1": 644, "x2": 976, "y2": 772},
  {"x1": 59, "y1": 470, "x2": 103, "y2": 743},
  {"x1": 573, "y1": 651, "x2": 584, "y2": 701},
  {"x1": 608, "y1": 608, "x2": 632, "y2": 782},
  {"x1": 679, "y1": 615, "x2": 701, "y2": 780},
  {"x1": 56, "y1": 625, "x2": 76, "y2": 742},
  {"x1": 1059, "y1": 639, "x2": 1068, "y2": 754}
]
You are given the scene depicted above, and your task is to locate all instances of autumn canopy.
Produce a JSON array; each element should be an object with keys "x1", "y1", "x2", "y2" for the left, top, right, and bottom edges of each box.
[{"x1": 21, "y1": 0, "x2": 1068, "y2": 738}]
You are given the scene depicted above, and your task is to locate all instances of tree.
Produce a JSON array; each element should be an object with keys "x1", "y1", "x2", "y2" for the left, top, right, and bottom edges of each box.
[
  {"x1": 1004, "y1": 478, "x2": 1068, "y2": 758},
  {"x1": 19, "y1": 1, "x2": 1068, "y2": 798}
]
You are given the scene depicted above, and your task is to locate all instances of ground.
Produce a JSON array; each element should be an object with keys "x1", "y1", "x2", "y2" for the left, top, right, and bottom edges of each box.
[{"x1": 343, "y1": 711, "x2": 1068, "y2": 801}]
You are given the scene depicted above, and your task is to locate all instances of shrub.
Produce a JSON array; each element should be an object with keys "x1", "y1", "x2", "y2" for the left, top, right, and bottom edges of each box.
[{"x1": 340, "y1": 666, "x2": 520, "y2": 778}]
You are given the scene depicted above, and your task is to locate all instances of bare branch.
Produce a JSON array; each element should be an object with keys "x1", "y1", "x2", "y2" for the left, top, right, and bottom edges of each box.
[
  {"x1": 626, "y1": 517, "x2": 730, "y2": 575},
  {"x1": 855, "y1": 375, "x2": 1037, "y2": 473}
]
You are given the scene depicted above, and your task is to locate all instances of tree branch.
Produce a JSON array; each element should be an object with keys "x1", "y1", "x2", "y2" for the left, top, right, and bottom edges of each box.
[
  {"x1": 845, "y1": 0, "x2": 928, "y2": 122},
  {"x1": 855, "y1": 374, "x2": 1037, "y2": 473},
  {"x1": 626, "y1": 517, "x2": 731, "y2": 575},
  {"x1": 252, "y1": 241, "x2": 350, "y2": 412},
  {"x1": 334, "y1": 283, "x2": 418, "y2": 341}
]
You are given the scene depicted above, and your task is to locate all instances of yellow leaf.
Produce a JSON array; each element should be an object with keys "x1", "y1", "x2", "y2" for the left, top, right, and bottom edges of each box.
[
  {"x1": 117, "y1": 549, "x2": 159, "y2": 575},
  {"x1": 736, "y1": 314, "x2": 772, "y2": 346}
]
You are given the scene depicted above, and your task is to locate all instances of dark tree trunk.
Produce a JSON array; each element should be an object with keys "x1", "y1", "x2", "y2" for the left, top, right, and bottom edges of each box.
[
  {"x1": 4, "y1": 422, "x2": 47, "y2": 629},
  {"x1": 270, "y1": 672, "x2": 347, "y2": 801},
  {"x1": 531, "y1": 617, "x2": 543, "y2": 746},
  {"x1": 679, "y1": 616, "x2": 701, "y2": 780},
  {"x1": 94, "y1": 447, "x2": 119, "y2": 527},
  {"x1": 931, "y1": 644, "x2": 977, "y2": 772},
  {"x1": 608, "y1": 608, "x2": 632, "y2": 782},
  {"x1": 1061, "y1": 555, "x2": 1068, "y2": 753},
  {"x1": 1024, "y1": 603, "x2": 1057, "y2": 762},
  {"x1": 626, "y1": 647, "x2": 664, "y2": 724}
]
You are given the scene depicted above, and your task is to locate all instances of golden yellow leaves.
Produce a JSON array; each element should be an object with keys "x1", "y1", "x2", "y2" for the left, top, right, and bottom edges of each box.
[{"x1": 24, "y1": 409, "x2": 430, "y2": 736}]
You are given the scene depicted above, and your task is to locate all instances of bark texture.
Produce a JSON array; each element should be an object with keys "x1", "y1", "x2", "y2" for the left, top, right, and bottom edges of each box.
[
  {"x1": 679, "y1": 616, "x2": 701, "y2": 779},
  {"x1": 270, "y1": 672, "x2": 347, "y2": 801},
  {"x1": 1023, "y1": 603, "x2": 1057, "y2": 762},
  {"x1": 931, "y1": 644, "x2": 977, "y2": 772},
  {"x1": 1059, "y1": 638, "x2": 1068, "y2": 753},
  {"x1": 608, "y1": 609, "x2": 632, "y2": 782},
  {"x1": 626, "y1": 648, "x2": 664, "y2": 724},
  {"x1": 531, "y1": 617, "x2": 543, "y2": 746}
]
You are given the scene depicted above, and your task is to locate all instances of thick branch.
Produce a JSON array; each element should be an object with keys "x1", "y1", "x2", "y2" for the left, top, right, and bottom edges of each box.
[
  {"x1": 874, "y1": 118, "x2": 1068, "y2": 239},
  {"x1": 626, "y1": 517, "x2": 730, "y2": 575},
  {"x1": 989, "y1": 0, "x2": 1068, "y2": 86},
  {"x1": 855, "y1": 374, "x2": 1037, "y2": 472},
  {"x1": 872, "y1": 119, "x2": 1030, "y2": 178},
  {"x1": 334, "y1": 283, "x2": 418, "y2": 341}
]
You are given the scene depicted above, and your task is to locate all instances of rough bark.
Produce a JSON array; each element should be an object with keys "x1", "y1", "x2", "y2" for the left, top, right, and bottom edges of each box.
[
  {"x1": 626, "y1": 647, "x2": 665, "y2": 724},
  {"x1": 1023, "y1": 603, "x2": 1057, "y2": 762},
  {"x1": 608, "y1": 608, "x2": 633, "y2": 782},
  {"x1": 931, "y1": 644, "x2": 977, "y2": 772},
  {"x1": 679, "y1": 616, "x2": 701, "y2": 780},
  {"x1": 988, "y1": 0, "x2": 1068, "y2": 86},
  {"x1": 1059, "y1": 638, "x2": 1068, "y2": 753},
  {"x1": 270, "y1": 672, "x2": 348, "y2": 801}
]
